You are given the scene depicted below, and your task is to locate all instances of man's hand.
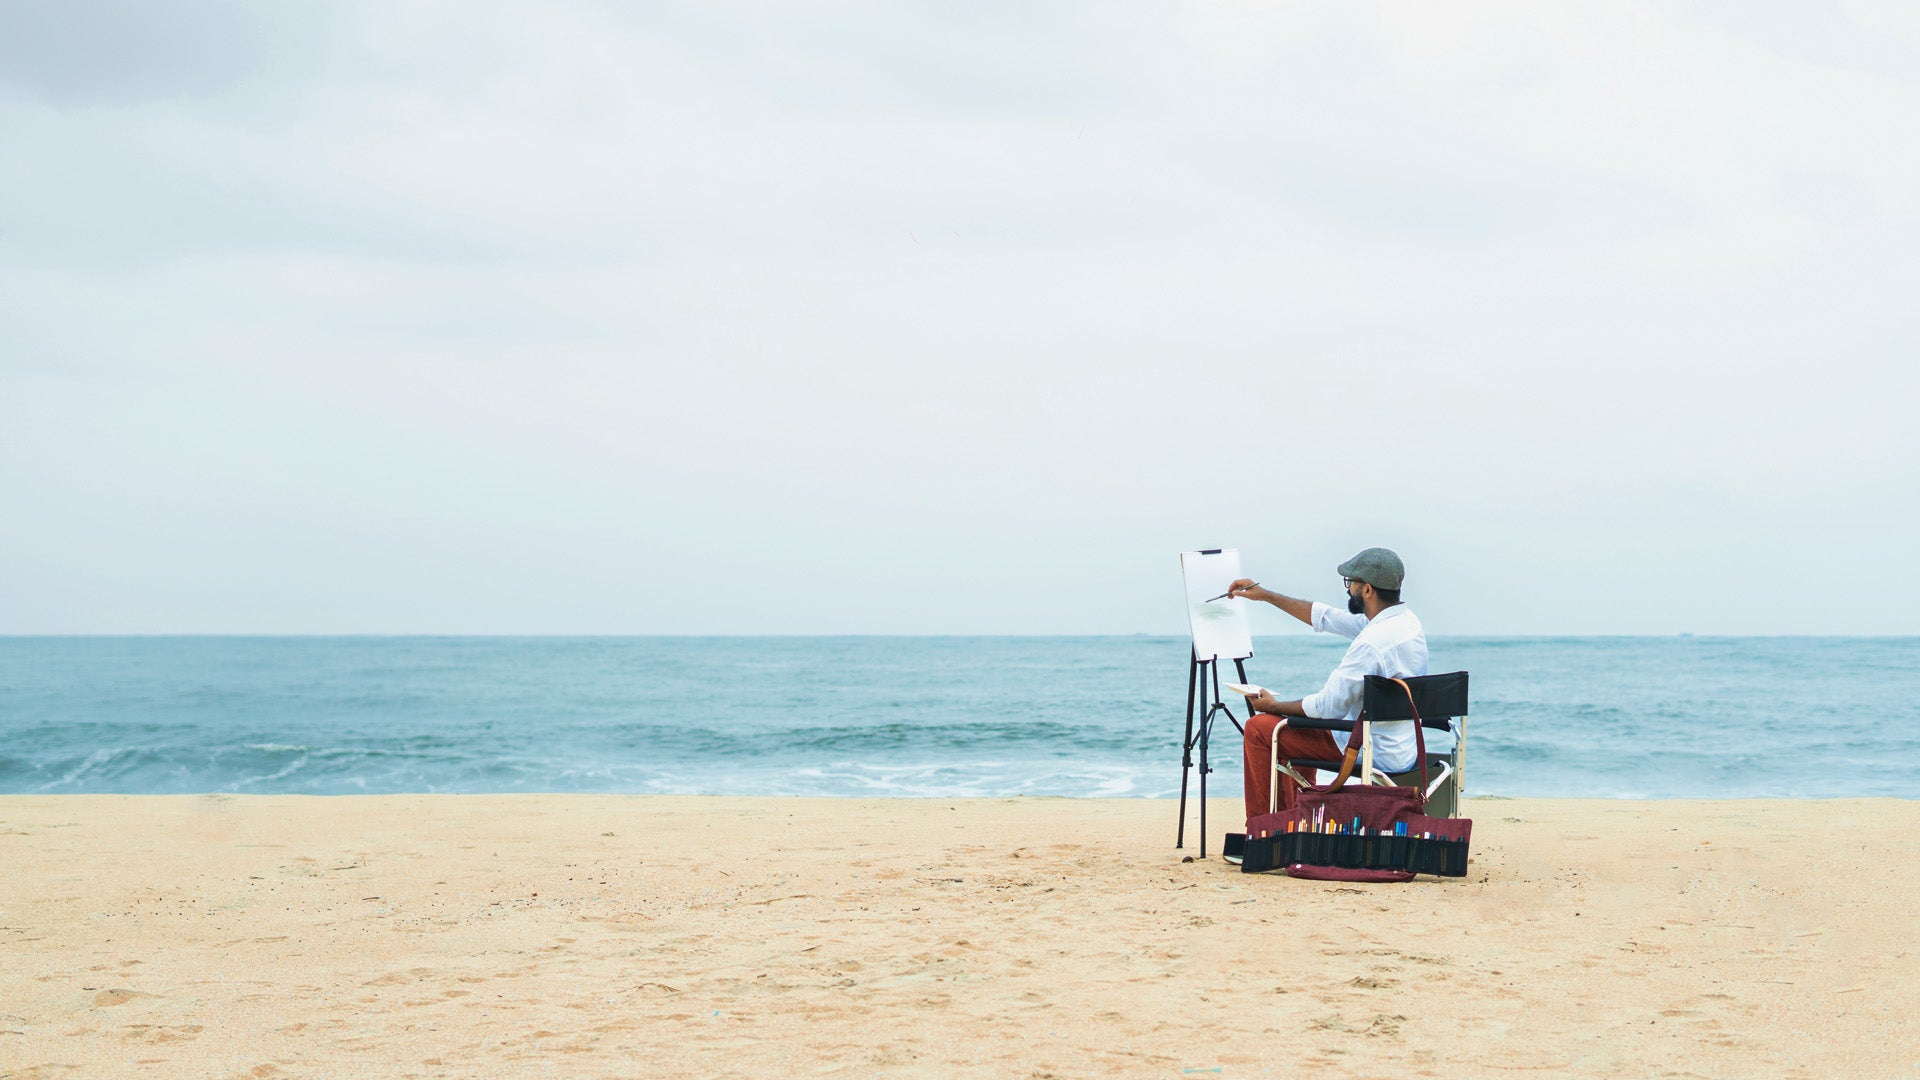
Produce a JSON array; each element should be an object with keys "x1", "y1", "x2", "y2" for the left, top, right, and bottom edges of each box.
[
  {"x1": 1227, "y1": 578, "x2": 1267, "y2": 602},
  {"x1": 1229, "y1": 579, "x2": 1314, "y2": 626},
  {"x1": 1242, "y1": 690, "x2": 1308, "y2": 718}
]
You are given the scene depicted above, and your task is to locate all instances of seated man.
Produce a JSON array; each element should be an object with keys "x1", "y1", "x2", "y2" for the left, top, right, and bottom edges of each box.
[{"x1": 1227, "y1": 547, "x2": 1429, "y2": 826}]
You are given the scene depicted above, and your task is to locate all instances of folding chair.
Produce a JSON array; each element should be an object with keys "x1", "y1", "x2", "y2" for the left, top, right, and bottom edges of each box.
[{"x1": 1271, "y1": 671, "x2": 1470, "y2": 818}]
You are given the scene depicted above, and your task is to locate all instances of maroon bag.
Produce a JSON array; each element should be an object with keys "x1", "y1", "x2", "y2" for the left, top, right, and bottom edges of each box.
[{"x1": 1240, "y1": 677, "x2": 1473, "y2": 881}]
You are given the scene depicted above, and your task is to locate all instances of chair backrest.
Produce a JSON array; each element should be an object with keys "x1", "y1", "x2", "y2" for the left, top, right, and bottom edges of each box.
[{"x1": 1361, "y1": 671, "x2": 1468, "y2": 729}]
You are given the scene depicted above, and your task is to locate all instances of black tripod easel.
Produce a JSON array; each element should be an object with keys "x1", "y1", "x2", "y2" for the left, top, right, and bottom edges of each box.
[{"x1": 1175, "y1": 648, "x2": 1251, "y2": 859}]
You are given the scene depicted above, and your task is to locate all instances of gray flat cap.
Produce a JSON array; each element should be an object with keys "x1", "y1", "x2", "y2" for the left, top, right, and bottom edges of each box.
[{"x1": 1337, "y1": 547, "x2": 1405, "y2": 590}]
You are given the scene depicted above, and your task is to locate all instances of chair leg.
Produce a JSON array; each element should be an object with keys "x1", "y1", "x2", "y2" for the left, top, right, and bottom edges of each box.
[
  {"x1": 1455, "y1": 716, "x2": 1468, "y2": 811},
  {"x1": 1423, "y1": 761, "x2": 1457, "y2": 818},
  {"x1": 1359, "y1": 719, "x2": 1373, "y2": 789}
]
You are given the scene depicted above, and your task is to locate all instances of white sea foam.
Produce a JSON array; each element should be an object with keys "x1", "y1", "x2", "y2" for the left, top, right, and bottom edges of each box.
[
  {"x1": 38, "y1": 746, "x2": 141, "y2": 792},
  {"x1": 228, "y1": 752, "x2": 311, "y2": 789}
]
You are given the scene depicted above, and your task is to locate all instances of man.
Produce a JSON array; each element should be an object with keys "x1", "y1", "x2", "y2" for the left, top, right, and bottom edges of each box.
[{"x1": 1226, "y1": 547, "x2": 1429, "y2": 826}]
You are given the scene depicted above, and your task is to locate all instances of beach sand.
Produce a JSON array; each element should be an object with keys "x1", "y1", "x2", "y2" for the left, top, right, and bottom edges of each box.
[{"x1": 2, "y1": 795, "x2": 1915, "y2": 1078}]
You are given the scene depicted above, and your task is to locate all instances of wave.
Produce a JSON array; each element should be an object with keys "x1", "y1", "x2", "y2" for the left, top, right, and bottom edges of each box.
[{"x1": 5, "y1": 636, "x2": 1918, "y2": 797}]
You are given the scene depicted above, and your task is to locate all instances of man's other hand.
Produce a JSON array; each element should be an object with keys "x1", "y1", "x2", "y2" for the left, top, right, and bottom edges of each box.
[{"x1": 1244, "y1": 689, "x2": 1282, "y2": 714}]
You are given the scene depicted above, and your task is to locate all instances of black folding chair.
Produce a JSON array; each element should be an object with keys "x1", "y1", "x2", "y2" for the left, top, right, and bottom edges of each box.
[{"x1": 1271, "y1": 671, "x2": 1470, "y2": 818}]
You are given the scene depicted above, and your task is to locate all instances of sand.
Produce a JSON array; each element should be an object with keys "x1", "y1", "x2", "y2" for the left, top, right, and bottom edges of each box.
[{"x1": 2, "y1": 795, "x2": 1916, "y2": 1078}]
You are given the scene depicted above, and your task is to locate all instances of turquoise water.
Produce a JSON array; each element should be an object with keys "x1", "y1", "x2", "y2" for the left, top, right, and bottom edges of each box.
[{"x1": 1, "y1": 636, "x2": 1914, "y2": 798}]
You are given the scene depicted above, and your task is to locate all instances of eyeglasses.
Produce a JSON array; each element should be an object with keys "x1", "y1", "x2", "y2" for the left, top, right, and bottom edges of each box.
[{"x1": 1342, "y1": 577, "x2": 1358, "y2": 589}]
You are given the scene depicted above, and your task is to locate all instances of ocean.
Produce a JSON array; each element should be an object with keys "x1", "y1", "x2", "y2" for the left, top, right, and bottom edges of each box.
[{"x1": 1, "y1": 636, "x2": 1914, "y2": 799}]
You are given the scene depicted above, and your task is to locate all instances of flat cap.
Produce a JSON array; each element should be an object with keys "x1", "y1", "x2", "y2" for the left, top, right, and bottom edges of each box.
[{"x1": 1337, "y1": 547, "x2": 1404, "y2": 591}]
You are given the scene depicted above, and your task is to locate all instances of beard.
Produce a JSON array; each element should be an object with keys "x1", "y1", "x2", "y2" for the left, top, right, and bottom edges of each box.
[{"x1": 1347, "y1": 589, "x2": 1366, "y2": 615}]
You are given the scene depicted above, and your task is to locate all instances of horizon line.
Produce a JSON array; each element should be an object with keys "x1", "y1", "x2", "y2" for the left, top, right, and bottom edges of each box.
[{"x1": 3, "y1": 632, "x2": 1915, "y2": 641}]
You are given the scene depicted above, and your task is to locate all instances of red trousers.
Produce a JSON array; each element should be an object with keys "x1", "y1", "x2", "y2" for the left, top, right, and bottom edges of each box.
[{"x1": 1242, "y1": 712, "x2": 1342, "y2": 826}]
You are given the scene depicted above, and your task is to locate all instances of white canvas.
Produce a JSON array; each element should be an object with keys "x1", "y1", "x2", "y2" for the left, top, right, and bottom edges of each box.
[{"x1": 1179, "y1": 549, "x2": 1254, "y2": 661}]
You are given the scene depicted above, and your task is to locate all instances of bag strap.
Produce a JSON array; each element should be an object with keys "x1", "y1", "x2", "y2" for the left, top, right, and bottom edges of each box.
[
  {"x1": 1386, "y1": 677, "x2": 1431, "y2": 798},
  {"x1": 1323, "y1": 744, "x2": 1361, "y2": 792},
  {"x1": 1323, "y1": 677, "x2": 1429, "y2": 796}
]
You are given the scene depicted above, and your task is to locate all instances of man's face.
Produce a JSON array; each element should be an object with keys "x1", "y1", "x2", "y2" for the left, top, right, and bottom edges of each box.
[{"x1": 1345, "y1": 577, "x2": 1367, "y2": 615}]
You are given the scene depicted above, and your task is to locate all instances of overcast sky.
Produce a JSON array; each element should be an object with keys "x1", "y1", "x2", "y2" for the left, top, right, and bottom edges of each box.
[{"x1": 2, "y1": 1, "x2": 1915, "y2": 636}]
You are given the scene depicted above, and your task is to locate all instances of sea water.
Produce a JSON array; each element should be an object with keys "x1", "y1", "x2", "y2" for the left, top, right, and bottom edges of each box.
[{"x1": 1, "y1": 636, "x2": 1914, "y2": 799}]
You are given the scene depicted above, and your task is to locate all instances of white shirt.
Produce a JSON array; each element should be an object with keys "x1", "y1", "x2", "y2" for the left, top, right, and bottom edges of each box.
[{"x1": 1300, "y1": 601, "x2": 1430, "y2": 774}]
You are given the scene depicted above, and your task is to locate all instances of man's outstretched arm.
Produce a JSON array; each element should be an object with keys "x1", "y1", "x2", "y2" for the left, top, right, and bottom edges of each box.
[{"x1": 1226, "y1": 579, "x2": 1313, "y2": 626}]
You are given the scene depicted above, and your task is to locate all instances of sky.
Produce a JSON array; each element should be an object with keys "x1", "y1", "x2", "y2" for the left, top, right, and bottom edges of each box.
[{"x1": 2, "y1": 1, "x2": 1916, "y2": 636}]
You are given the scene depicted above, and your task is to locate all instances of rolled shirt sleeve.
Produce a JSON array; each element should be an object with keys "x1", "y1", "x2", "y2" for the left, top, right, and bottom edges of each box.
[{"x1": 1309, "y1": 601, "x2": 1370, "y2": 641}]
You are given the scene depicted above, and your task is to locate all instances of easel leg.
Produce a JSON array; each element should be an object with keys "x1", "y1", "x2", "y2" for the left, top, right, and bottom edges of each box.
[
  {"x1": 1178, "y1": 654, "x2": 1248, "y2": 859},
  {"x1": 1176, "y1": 653, "x2": 1198, "y2": 849},
  {"x1": 1198, "y1": 659, "x2": 1213, "y2": 859}
]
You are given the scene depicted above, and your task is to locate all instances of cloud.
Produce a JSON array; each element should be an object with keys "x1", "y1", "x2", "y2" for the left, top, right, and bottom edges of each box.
[
  {"x1": 0, "y1": 0, "x2": 1915, "y2": 634},
  {"x1": 0, "y1": 0, "x2": 346, "y2": 105}
]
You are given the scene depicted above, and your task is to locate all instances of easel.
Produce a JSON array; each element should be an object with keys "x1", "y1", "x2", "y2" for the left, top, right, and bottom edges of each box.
[
  {"x1": 1175, "y1": 649, "x2": 1249, "y2": 858},
  {"x1": 1174, "y1": 548, "x2": 1257, "y2": 861}
]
